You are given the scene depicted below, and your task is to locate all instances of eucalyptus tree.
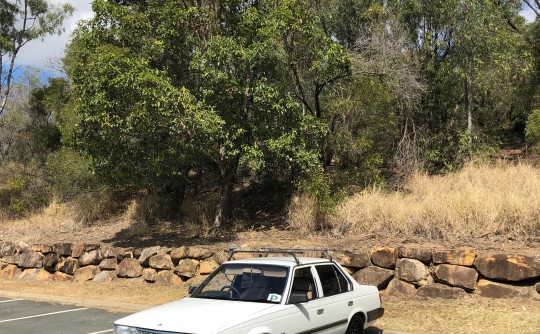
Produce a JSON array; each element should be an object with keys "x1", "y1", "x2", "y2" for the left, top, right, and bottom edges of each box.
[
  {"x1": 384, "y1": 0, "x2": 531, "y2": 170},
  {"x1": 0, "y1": 0, "x2": 74, "y2": 115}
]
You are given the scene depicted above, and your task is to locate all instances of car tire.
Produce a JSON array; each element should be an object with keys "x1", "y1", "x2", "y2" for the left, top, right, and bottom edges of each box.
[{"x1": 345, "y1": 314, "x2": 365, "y2": 334}]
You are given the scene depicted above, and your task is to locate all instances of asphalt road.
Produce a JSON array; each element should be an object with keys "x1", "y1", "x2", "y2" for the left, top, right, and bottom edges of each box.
[
  {"x1": 0, "y1": 297, "x2": 123, "y2": 334},
  {"x1": 0, "y1": 296, "x2": 400, "y2": 334}
]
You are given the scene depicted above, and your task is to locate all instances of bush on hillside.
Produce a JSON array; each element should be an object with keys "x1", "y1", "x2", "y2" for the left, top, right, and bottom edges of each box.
[
  {"x1": 525, "y1": 109, "x2": 540, "y2": 148},
  {"x1": 0, "y1": 162, "x2": 51, "y2": 218}
]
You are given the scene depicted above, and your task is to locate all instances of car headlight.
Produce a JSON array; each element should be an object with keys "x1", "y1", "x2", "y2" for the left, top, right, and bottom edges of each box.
[{"x1": 114, "y1": 325, "x2": 138, "y2": 334}]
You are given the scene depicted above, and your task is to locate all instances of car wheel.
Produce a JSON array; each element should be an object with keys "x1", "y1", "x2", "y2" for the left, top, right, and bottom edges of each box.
[{"x1": 345, "y1": 314, "x2": 364, "y2": 334}]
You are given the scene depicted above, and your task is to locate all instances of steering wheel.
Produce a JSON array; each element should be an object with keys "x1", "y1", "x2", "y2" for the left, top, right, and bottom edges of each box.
[{"x1": 220, "y1": 285, "x2": 241, "y2": 298}]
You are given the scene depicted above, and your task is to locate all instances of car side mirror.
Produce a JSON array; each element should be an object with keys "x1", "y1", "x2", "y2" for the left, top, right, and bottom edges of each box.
[{"x1": 188, "y1": 285, "x2": 199, "y2": 294}]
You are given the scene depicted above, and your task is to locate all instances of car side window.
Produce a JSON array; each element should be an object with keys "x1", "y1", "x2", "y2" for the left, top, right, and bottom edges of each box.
[
  {"x1": 315, "y1": 264, "x2": 351, "y2": 297},
  {"x1": 288, "y1": 267, "x2": 318, "y2": 303}
]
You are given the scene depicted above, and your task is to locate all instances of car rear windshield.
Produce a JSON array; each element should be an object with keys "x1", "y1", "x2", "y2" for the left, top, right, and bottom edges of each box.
[{"x1": 192, "y1": 264, "x2": 289, "y2": 303}]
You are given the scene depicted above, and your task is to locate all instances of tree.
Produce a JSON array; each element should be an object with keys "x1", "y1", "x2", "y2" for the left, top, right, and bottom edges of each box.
[
  {"x1": 0, "y1": 0, "x2": 74, "y2": 115},
  {"x1": 66, "y1": 0, "x2": 330, "y2": 229},
  {"x1": 386, "y1": 0, "x2": 531, "y2": 170}
]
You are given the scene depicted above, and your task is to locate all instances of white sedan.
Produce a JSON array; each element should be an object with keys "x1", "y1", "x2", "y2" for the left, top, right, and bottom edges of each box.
[{"x1": 114, "y1": 250, "x2": 384, "y2": 334}]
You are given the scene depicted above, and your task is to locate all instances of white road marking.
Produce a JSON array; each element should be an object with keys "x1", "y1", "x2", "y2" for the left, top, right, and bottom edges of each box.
[
  {"x1": 0, "y1": 299, "x2": 22, "y2": 303},
  {"x1": 0, "y1": 307, "x2": 88, "y2": 323},
  {"x1": 87, "y1": 330, "x2": 113, "y2": 334}
]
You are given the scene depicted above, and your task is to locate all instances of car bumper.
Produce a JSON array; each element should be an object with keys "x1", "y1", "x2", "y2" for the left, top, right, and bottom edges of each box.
[{"x1": 367, "y1": 307, "x2": 385, "y2": 322}]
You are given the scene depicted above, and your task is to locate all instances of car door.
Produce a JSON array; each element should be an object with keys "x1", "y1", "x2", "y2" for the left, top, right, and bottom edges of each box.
[
  {"x1": 278, "y1": 266, "x2": 323, "y2": 334},
  {"x1": 312, "y1": 264, "x2": 355, "y2": 334}
]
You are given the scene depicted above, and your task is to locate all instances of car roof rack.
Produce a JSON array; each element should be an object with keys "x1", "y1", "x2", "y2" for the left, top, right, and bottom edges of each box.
[{"x1": 226, "y1": 247, "x2": 333, "y2": 265}]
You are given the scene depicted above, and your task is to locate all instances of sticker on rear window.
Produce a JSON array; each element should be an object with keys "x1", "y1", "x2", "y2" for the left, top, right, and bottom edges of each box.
[{"x1": 267, "y1": 294, "x2": 282, "y2": 303}]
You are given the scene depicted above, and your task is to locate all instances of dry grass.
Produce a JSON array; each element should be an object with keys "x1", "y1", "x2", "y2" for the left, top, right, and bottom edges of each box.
[
  {"x1": 287, "y1": 194, "x2": 318, "y2": 232},
  {"x1": 323, "y1": 162, "x2": 540, "y2": 241},
  {"x1": 378, "y1": 295, "x2": 540, "y2": 334},
  {"x1": 0, "y1": 200, "x2": 131, "y2": 245}
]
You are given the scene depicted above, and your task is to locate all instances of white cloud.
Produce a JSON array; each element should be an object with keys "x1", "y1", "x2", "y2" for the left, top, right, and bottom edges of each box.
[
  {"x1": 520, "y1": 7, "x2": 537, "y2": 23},
  {"x1": 15, "y1": 1, "x2": 94, "y2": 70}
]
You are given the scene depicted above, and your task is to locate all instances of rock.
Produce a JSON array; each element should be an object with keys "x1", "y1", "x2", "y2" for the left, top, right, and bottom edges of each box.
[
  {"x1": 371, "y1": 247, "x2": 397, "y2": 269},
  {"x1": 133, "y1": 248, "x2": 143, "y2": 259},
  {"x1": 3, "y1": 255, "x2": 19, "y2": 265},
  {"x1": 36, "y1": 269, "x2": 51, "y2": 281},
  {"x1": 213, "y1": 252, "x2": 228, "y2": 265},
  {"x1": 14, "y1": 242, "x2": 30, "y2": 254},
  {"x1": 78, "y1": 250, "x2": 103, "y2": 266},
  {"x1": 31, "y1": 244, "x2": 52, "y2": 254},
  {"x1": 433, "y1": 264, "x2": 478, "y2": 290},
  {"x1": 43, "y1": 253, "x2": 61, "y2": 272},
  {"x1": 353, "y1": 266, "x2": 394, "y2": 290},
  {"x1": 433, "y1": 249, "x2": 476, "y2": 266},
  {"x1": 118, "y1": 247, "x2": 136, "y2": 259},
  {"x1": 397, "y1": 246, "x2": 432, "y2": 264},
  {"x1": 18, "y1": 251, "x2": 44, "y2": 268},
  {"x1": 0, "y1": 242, "x2": 17, "y2": 257},
  {"x1": 417, "y1": 283, "x2": 467, "y2": 299},
  {"x1": 174, "y1": 259, "x2": 200, "y2": 278},
  {"x1": 139, "y1": 246, "x2": 161, "y2": 266},
  {"x1": 74, "y1": 266, "x2": 100, "y2": 282},
  {"x1": 149, "y1": 254, "x2": 174, "y2": 270},
  {"x1": 474, "y1": 254, "x2": 540, "y2": 282},
  {"x1": 0, "y1": 264, "x2": 17, "y2": 279},
  {"x1": 17, "y1": 269, "x2": 39, "y2": 280},
  {"x1": 53, "y1": 243, "x2": 73, "y2": 256},
  {"x1": 155, "y1": 270, "x2": 183, "y2": 286},
  {"x1": 99, "y1": 246, "x2": 117, "y2": 259},
  {"x1": 99, "y1": 258, "x2": 118, "y2": 271},
  {"x1": 93, "y1": 271, "x2": 117, "y2": 282},
  {"x1": 536, "y1": 282, "x2": 540, "y2": 294},
  {"x1": 395, "y1": 258, "x2": 431, "y2": 286},
  {"x1": 59, "y1": 257, "x2": 79, "y2": 275},
  {"x1": 85, "y1": 244, "x2": 100, "y2": 252},
  {"x1": 170, "y1": 246, "x2": 189, "y2": 262},
  {"x1": 385, "y1": 278, "x2": 417, "y2": 296},
  {"x1": 476, "y1": 279, "x2": 528, "y2": 299},
  {"x1": 52, "y1": 271, "x2": 74, "y2": 282},
  {"x1": 187, "y1": 246, "x2": 214, "y2": 260},
  {"x1": 117, "y1": 258, "x2": 143, "y2": 278},
  {"x1": 71, "y1": 243, "x2": 86, "y2": 258},
  {"x1": 334, "y1": 250, "x2": 371, "y2": 268},
  {"x1": 142, "y1": 268, "x2": 157, "y2": 282},
  {"x1": 199, "y1": 258, "x2": 219, "y2": 275}
]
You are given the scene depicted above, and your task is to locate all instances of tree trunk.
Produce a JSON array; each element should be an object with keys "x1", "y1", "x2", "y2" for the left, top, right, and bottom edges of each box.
[
  {"x1": 213, "y1": 155, "x2": 239, "y2": 230},
  {"x1": 464, "y1": 77, "x2": 474, "y2": 146}
]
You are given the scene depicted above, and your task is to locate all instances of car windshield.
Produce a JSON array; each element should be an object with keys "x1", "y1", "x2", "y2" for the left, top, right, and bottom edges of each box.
[{"x1": 191, "y1": 263, "x2": 289, "y2": 303}]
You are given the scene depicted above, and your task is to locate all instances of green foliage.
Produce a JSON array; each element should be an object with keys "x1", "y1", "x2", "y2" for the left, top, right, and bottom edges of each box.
[
  {"x1": 0, "y1": 162, "x2": 50, "y2": 218},
  {"x1": 525, "y1": 109, "x2": 540, "y2": 147},
  {"x1": 46, "y1": 148, "x2": 94, "y2": 202}
]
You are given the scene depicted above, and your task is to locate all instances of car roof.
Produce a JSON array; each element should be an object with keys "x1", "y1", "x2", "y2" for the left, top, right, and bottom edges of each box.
[{"x1": 224, "y1": 256, "x2": 334, "y2": 268}]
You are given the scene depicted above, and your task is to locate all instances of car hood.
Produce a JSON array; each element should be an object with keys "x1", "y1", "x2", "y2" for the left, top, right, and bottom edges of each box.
[{"x1": 115, "y1": 297, "x2": 277, "y2": 333}]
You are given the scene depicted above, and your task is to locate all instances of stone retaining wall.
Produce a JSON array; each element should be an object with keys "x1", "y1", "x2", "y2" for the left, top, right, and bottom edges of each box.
[{"x1": 1, "y1": 241, "x2": 539, "y2": 300}]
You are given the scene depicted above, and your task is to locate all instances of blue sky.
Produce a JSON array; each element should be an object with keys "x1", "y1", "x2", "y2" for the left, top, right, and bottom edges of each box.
[{"x1": 13, "y1": 1, "x2": 539, "y2": 75}]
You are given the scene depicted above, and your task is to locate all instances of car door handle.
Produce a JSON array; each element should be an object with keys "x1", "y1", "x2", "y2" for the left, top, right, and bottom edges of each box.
[
  {"x1": 317, "y1": 309, "x2": 324, "y2": 315},
  {"x1": 348, "y1": 301, "x2": 353, "y2": 306}
]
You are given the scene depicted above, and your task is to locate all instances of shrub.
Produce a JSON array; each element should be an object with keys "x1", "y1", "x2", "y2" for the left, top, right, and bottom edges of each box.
[
  {"x1": 525, "y1": 109, "x2": 540, "y2": 148},
  {"x1": 0, "y1": 162, "x2": 51, "y2": 218}
]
